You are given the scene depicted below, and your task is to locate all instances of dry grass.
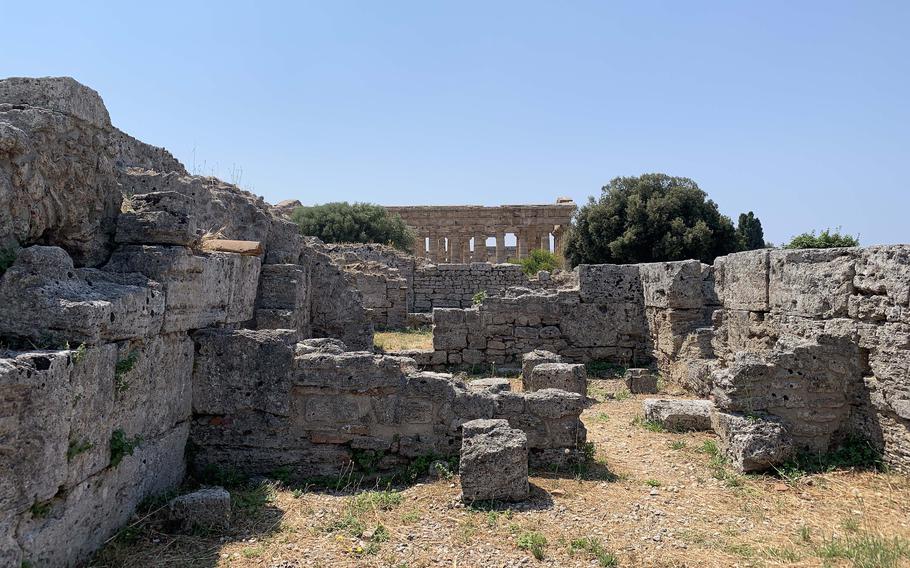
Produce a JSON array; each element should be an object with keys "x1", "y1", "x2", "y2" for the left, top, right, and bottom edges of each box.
[
  {"x1": 91, "y1": 378, "x2": 910, "y2": 568},
  {"x1": 373, "y1": 329, "x2": 433, "y2": 352}
]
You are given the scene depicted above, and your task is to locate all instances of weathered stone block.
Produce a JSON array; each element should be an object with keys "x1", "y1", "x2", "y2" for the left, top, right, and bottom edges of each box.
[
  {"x1": 624, "y1": 368, "x2": 658, "y2": 394},
  {"x1": 525, "y1": 363, "x2": 587, "y2": 396},
  {"x1": 521, "y1": 349, "x2": 562, "y2": 380},
  {"x1": 116, "y1": 191, "x2": 198, "y2": 245},
  {"x1": 715, "y1": 250, "x2": 769, "y2": 311},
  {"x1": 167, "y1": 487, "x2": 231, "y2": 532},
  {"x1": 105, "y1": 245, "x2": 260, "y2": 332},
  {"x1": 0, "y1": 246, "x2": 164, "y2": 344},
  {"x1": 768, "y1": 248, "x2": 856, "y2": 318},
  {"x1": 459, "y1": 419, "x2": 528, "y2": 503},
  {"x1": 711, "y1": 411, "x2": 793, "y2": 473},
  {"x1": 642, "y1": 398, "x2": 713, "y2": 431}
]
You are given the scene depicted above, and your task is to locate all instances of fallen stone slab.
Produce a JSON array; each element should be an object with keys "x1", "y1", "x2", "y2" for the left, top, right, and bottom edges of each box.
[
  {"x1": 711, "y1": 411, "x2": 793, "y2": 473},
  {"x1": 643, "y1": 399, "x2": 714, "y2": 431},
  {"x1": 625, "y1": 368, "x2": 659, "y2": 394},
  {"x1": 167, "y1": 487, "x2": 231, "y2": 532},
  {"x1": 459, "y1": 419, "x2": 529, "y2": 503},
  {"x1": 526, "y1": 363, "x2": 587, "y2": 396}
]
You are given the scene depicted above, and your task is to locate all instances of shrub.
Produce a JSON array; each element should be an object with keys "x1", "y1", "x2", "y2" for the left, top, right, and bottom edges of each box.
[
  {"x1": 290, "y1": 202, "x2": 415, "y2": 251},
  {"x1": 472, "y1": 290, "x2": 487, "y2": 305},
  {"x1": 784, "y1": 228, "x2": 859, "y2": 249},
  {"x1": 510, "y1": 248, "x2": 560, "y2": 276},
  {"x1": 563, "y1": 173, "x2": 744, "y2": 266}
]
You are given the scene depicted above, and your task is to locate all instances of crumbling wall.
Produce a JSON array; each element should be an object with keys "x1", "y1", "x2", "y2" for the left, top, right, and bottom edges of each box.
[
  {"x1": 710, "y1": 247, "x2": 910, "y2": 472},
  {"x1": 0, "y1": 76, "x2": 375, "y2": 566},
  {"x1": 189, "y1": 332, "x2": 588, "y2": 478},
  {"x1": 428, "y1": 264, "x2": 652, "y2": 366}
]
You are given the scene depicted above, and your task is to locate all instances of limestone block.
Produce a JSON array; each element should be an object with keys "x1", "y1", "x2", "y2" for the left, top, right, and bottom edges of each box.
[
  {"x1": 578, "y1": 264, "x2": 642, "y2": 304},
  {"x1": 0, "y1": 246, "x2": 164, "y2": 344},
  {"x1": 624, "y1": 368, "x2": 658, "y2": 394},
  {"x1": 638, "y1": 260, "x2": 706, "y2": 309},
  {"x1": 525, "y1": 363, "x2": 587, "y2": 396},
  {"x1": 520, "y1": 349, "x2": 562, "y2": 380},
  {"x1": 167, "y1": 487, "x2": 231, "y2": 532},
  {"x1": 116, "y1": 191, "x2": 198, "y2": 245},
  {"x1": 715, "y1": 250, "x2": 769, "y2": 311},
  {"x1": 16, "y1": 423, "x2": 187, "y2": 568},
  {"x1": 768, "y1": 248, "x2": 856, "y2": 318},
  {"x1": 192, "y1": 329, "x2": 297, "y2": 416},
  {"x1": 0, "y1": 76, "x2": 112, "y2": 128},
  {"x1": 105, "y1": 245, "x2": 260, "y2": 332},
  {"x1": 643, "y1": 398, "x2": 713, "y2": 431},
  {"x1": 850, "y1": 245, "x2": 910, "y2": 323},
  {"x1": 711, "y1": 411, "x2": 793, "y2": 473},
  {"x1": 524, "y1": 389, "x2": 586, "y2": 419},
  {"x1": 459, "y1": 419, "x2": 528, "y2": 503},
  {"x1": 254, "y1": 263, "x2": 309, "y2": 334}
]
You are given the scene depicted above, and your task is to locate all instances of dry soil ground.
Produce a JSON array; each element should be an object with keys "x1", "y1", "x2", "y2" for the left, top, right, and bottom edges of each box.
[{"x1": 91, "y1": 378, "x2": 910, "y2": 568}]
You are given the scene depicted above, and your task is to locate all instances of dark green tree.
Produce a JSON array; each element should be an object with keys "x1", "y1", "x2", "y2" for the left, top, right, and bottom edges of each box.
[
  {"x1": 784, "y1": 228, "x2": 859, "y2": 249},
  {"x1": 736, "y1": 211, "x2": 766, "y2": 251},
  {"x1": 290, "y1": 202, "x2": 415, "y2": 251},
  {"x1": 563, "y1": 174, "x2": 739, "y2": 266}
]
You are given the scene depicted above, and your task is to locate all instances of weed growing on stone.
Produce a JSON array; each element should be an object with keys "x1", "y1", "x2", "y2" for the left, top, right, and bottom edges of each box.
[
  {"x1": 67, "y1": 439, "x2": 93, "y2": 460},
  {"x1": 71, "y1": 342, "x2": 87, "y2": 364},
  {"x1": 569, "y1": 536, "x2": 619, "y2": 567},
  {"x1": 585, "y1": 360, "x2": 626, "y2": 379},
  {"x1": 472, "y1": 290, "x2": 487, "y2": 305},
  {"x1": 517, "y1": 530, "x2": 548, "y2": 560},
  {"x1": 114, "y1": 351, "x2": 139, "y2": 392},
  {"x1": 29, "y1": 500, "x2": 52, "y2": 519},
  {"x1": 109, "y1": 429, "x2": 141, "y2": 467},
  {"x1": 775, "y1": 435, "x2": 884, "y2": 483}
]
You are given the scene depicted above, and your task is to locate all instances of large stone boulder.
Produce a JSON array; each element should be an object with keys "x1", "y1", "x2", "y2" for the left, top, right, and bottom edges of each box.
[
  {"x1": 459, "y1": 419, "x2": 529, "y2": 503},
  {"x1": 643, "y1": 398, "x2": 713, "y2": 431},
  {"x1": 525, "y1": 362, "x2": 587, "y2": 396},
  {"x1": 711, "y1": 411, "x2": 793, "y2": 473},
  {"x1": 624, "y1": 368, "x2": 659, "y2": 394}
]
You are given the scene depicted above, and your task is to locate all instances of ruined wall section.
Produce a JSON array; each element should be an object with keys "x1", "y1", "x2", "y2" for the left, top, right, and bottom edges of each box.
[
  {"x1": 428, "y1": 264, "x2": 652, "y2": 366},
  {"x1": 711, "y1": 247, "x2": 910, "y2": 472},
  {"x1": 413, "y1": 263, "x2": 538, "y2": 311},
  {"x1": 189, "y1": 333, "x2": 587, "y2": 479}
]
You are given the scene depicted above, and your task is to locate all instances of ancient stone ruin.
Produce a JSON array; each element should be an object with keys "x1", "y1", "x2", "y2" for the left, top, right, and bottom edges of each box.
[{"x1": 0, "y1": 77, "x2": 908, "y2": 566}]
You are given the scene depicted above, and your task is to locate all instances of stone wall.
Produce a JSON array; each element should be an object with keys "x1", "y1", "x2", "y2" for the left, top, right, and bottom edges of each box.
[
  {"x1": 0, "y1": 77, "x2": 374, "y2": 566},
  {"x1": 708, "y1": 248, "x2": 910, "y2": 472},
  {"x1": 429, "y1": 264, "x2": 653, "y2": 366},
  {"x1": 413, "y1": 263, "x2": 536, "y2": 311},
  {"x1": 189, "y1": 333, "x2": 588, "y2": 479}
]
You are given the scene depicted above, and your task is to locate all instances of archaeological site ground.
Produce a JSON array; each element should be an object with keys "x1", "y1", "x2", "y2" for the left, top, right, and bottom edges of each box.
[{"x1": 1, "y1": 77, "x2": 909, "y2": 568}]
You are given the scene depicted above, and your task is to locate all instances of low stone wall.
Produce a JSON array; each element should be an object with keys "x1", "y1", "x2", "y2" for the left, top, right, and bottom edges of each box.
[
  {"x1": 413, "y1": 263, "x2": 534, "y2": 310},
  {"x1": 190, "y1": 332, "x2": 588, "y2": 478},
  {"x1": 429, "y1": 264, "x2": 654, "y2": 366}
]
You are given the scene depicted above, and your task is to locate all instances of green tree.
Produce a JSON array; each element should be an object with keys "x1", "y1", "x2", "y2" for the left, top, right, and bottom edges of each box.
[
  {"x1": 510, "y1": 248, "x2": 561, "y2": 276},
  {"x1": 290, "y1": 202, "x2": 415, "y2": 251},
  {"x1": 784, "y1": 228, "x2": 859, "y2": 249},
  {"x1": 736, "y1": 211, "x2": 766, "y2": 251},
  {"x1": 563, "y1": 174, "x2": 739, "y2": 266}
]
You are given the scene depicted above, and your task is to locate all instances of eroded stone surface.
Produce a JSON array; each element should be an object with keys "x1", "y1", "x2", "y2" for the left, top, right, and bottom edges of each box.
[
  {"x1": 643, "y1": 399, "x2": 713, "y2": 431},
  {"x1": 459, "y1": 419, "x2": 529, "y2": 503}
]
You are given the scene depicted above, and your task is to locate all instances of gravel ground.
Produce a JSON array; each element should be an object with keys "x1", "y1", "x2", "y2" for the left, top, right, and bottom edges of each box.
[{"x1": 92, "y1": 379, "x2": 910, "y2": 568}]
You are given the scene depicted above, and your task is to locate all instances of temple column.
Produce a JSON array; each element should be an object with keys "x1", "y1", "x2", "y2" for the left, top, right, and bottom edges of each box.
[
  {"x1": 461, "y1": 238, "x2": 471, "y2": 263},
  {"x1": 437, "y1": 236, "x2": 448, "y2": 263},
  {"x1": 540, "y1": 231, "x2": 550, "y2": 253},
  {"x1": 553, "y1": 227, "x2": 564, "y2": 256},
  {"x1": 427, "y1": 235, "x2": 437, "y2": 262},
  {"x1": 517, "y1": 230, "x2": 528, "y2": 259},
  {"x1": 449, "y1": 236, "x2": 463, "y2": 263},
  {"x1": 415, "y1": 235, "x2": 427, "y2": 258},
  {"x1": 495, "y1": 233, "x2": 506, "y2": 263},
  {"x1": 473, "y1": 234, "x2": 487, "y2": 262},
  {"x1": 526, "y1": 229, "x2": 540, "y2": 255}
]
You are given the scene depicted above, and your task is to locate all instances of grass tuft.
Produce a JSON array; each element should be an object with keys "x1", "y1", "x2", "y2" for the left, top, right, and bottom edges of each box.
[{"x1": 517, "y1": 530, "x2": 547, "y2": 560}]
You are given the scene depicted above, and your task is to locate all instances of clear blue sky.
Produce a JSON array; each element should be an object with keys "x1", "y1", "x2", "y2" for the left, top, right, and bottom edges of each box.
[{"x1": 3, "y1": 1, "x2": 908, "y2": 245}]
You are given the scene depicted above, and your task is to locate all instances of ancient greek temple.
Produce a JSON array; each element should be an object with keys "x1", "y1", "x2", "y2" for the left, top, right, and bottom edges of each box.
[{"x1": 384, "y1": 198, "x2": 576, "y2": 262}]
